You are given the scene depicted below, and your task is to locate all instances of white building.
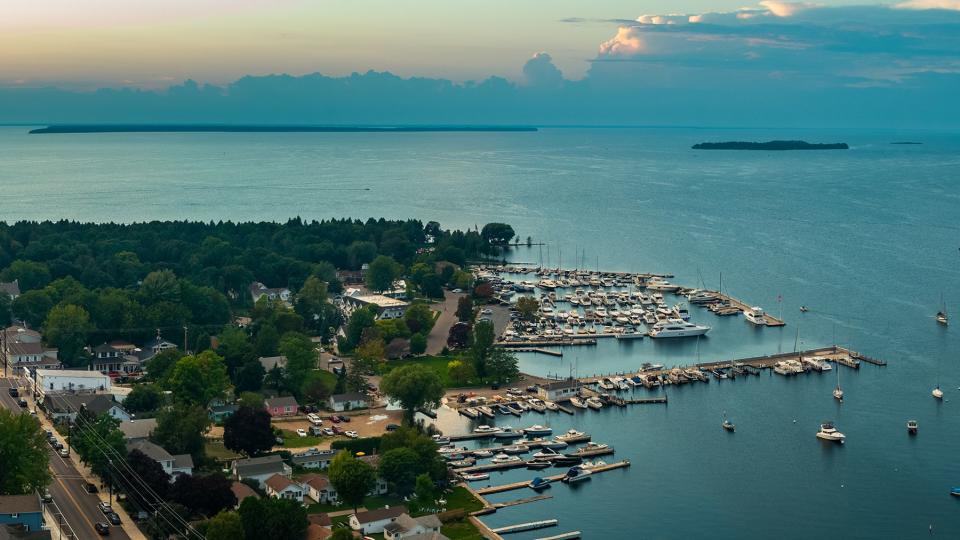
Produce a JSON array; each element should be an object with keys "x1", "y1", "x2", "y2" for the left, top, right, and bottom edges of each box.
[
  {"x1": 232, "y1": 455, "x2": 292, "y2": 488},
  {"x1": 127, "y1": 440, "x2": 193, "y2": 478},
  {"x1": 34, "y1": 369, "x2": 110, "y2": 401},
  {"x1": 349, "y1": 506, "x2": 408, "y2": 535},
  {"x1": 383, "y1": 514, "x2": 444, "y2": 540},
  {"x1": 264, "y1": 474, "x2": 305, "y2": 502},
  {"x1": 328, "y1": 392, "x2": 368, "y2": 412},
  {"x1": 340, "y1": 290, "x2": 409, "y2": 320},
  {"x1": 536, "y1": 379, "x2": 581, "y2": 402}
]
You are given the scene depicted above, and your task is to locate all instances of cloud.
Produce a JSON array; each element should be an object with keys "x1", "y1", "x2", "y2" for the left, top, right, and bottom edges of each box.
[
  {"x1": 896, "y1": 0, "x2": 960, "y2": 9},
  {"x1": 522, "y1": 53, "x2": 565, "y2": 87},
  {"x1": 599, "y1": 27, "x2": 645, "y2": 56}
]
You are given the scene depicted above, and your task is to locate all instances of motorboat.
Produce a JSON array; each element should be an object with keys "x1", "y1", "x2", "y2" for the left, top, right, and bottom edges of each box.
[
  {"x1": 477, "y1": 406, "x2": 496, "y2": 418},
  {"x1": 597, "y1": 378, "x2": 616, "y2": 391},
  {"x1": 932, "y1": 385, "x2": 944, "y2": 400},
  {"x1": 541, "y1": 439, "x2": 568, "y2": 450},
  {"x1": 544, "y1": 401, "x2": 559, "y2": 412},
  {"x1": 528, "y1": 477, "x2": 553, "y2": 490},
  {"x1": 815, "y1": 422, "x2": 846, "y2": 443},
  {"x1": 493, "y1": 427, "x2": 525, "y2": 439},
  {"x1": 526, "y1": 461, "x2": 551, "y2": 470},
  {"x1": 461, "y1": 472, "x2": 490, "y2": 482},
  {"x1": 586, "y1": 397, "x2": 603, "y2": 410},
  {"x1": 569, "y1": 397, "x2": 589, "y2": 409},
  {"x1": 556, "y1": 429, "x2": 589, "y2": 443},
  {"x1": 500, "y1": 444, "x2": 530, "y2": 455},
  {"x1": 532, "y1": 447, "x2": 561, "y2": 461},
  {"x1": 722, "y1": 419, "x2": 735, "y2": 432},
  {"x1": 648, "y1": 319, "x2": 711, "y2": 338},
  {"x1": 573, "y1": 442, "x2": 612, "y2": 456},
  {"x1": 527, "y1": 399, "x2": 547, "y2": 413},
  {"x1": 552, "y1": 455, "x2": 583, "y2": 466},
  {"x1": 497, "y1": 405, "x2": 512, "y2": 415},
  {"x1": 562, "y1": 466, "x2": 593, "y2": 483},
  {"x1": 432, "y1": 435, "x2": 451, "y2": 445},
  {"x1": 491, "y1": 453, "x2": 522, "y2": 464},
  {"x1": 472, "y1": 449, "x2": 494, "y2": 458},
  {"x1": 744, "y1": 307, "x2": 767, "y2": 326},
  {"x1": 951, "y1": 487, "x2": 960, "y2": 497},
  {"x1": 448, "y1": 458, "x2": 476, "y2": 468},
  {"x1": 473, "y1": 425, "x2": 501, "y2": 434},
  {"x1": 522, "y1": 425, "x2": 553, "y2": 437},
  {"x1": 906, "y1": 420, "x2": 918, "y2": 435}
]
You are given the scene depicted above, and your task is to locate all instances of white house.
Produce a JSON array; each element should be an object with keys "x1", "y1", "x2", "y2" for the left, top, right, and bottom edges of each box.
[
  {"x1": 536, "y1": 379, "x2": 581, "y2": 402},
  {"x1": 383, "y1": 514, "x2": 444, "y2": 540},
  {"x1": 264, "y1": 474, "x2": 305, "y2": 502},
  {"x1": 119, "y1": 419, "x2": 158, "y2": 443},
  {"x1": 349, "y1": 506, "x2": 408, "y2": 535},
  {"x1": 34, "y1": 369, "x2": 110, "y2": 401},
  {"x1": 250, "y1": 282, "x2": 292, "y2": 304},
  {"x1": 340, "y1": 290, "x2": 409, "y2": 320},
  {"x1": 44, "y1": 394, "x2": 130, "y2": 423},
  {"x1": 328, "y1": 392, "x2": 368, "y2": 412},
  {"x1": 127, "y1": 440, "x2": 193, "y2": 478},
  {"x1": 301, "y1": 474, "x2": 338, "y2": 504},
  {"x1": 3, "y1": 325, "x2": 59, "y2": 369},
  {"x1": 290, "y1": 448, "x2": 336, "y2": 470},
  {"x1": 232, "y1": 455, "x2": 291, "y2": 488}
]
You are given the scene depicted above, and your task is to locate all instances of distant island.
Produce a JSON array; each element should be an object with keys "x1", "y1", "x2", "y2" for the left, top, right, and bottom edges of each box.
[
  {"x1": 692, "y1": 140, "x2": 848, "y2": 150},
  {"x1": 29, "y1": 124, "x2": 538, "y2": 134}
]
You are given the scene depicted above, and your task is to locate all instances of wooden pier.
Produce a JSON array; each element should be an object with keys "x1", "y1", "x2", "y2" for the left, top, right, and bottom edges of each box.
[
  {"x1": 713, "y1": 291, "x2": 786, "y2": 326},
  {"x1": 493, "y1": 494, "x2": 553, "y2": 509},
  {"x1": 536, "y1": 532, "x2": 581, "y2": 540},
  {"x1": 504, "y1": 347, "x2": 563, "y2": 357},
  {"x1": 492, "y1": 519, "x2": 558, "y2": 534},
  {"x1": 497, "y1": 339, "x2": 597, "y2": 348},
  {"x1": 605, "y1": 395, "x2": 667, "y2": 406},
  {"x1": 475, "y1": 460, "x2": 632, "y2": 495}
]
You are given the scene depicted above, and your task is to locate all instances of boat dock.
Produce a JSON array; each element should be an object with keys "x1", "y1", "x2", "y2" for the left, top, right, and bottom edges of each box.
[
  {"x1": 497, "y1": 339, "x2": 597, "y2": 348},
  {"x1": 604, "y1": 395, "x2": 667, "y2": 406},
  {"x1": 536, "y1": 532, "x2": 581, "y2": 540},
  {"x1": 491, "y1": 519, "x2": 558, "y2": 534},
  {"x1": 475, "y1": 460, "x2": 632, "y2": 495},
  {"x1": 712, "y1": 291, "x2": 786, "y2": 326},
  {"x1": 503, "y1": 347, "x2": 564, "y2": 357},
  {"x1": 493, "y1": 494, "x2": 553, "y2": 509}
]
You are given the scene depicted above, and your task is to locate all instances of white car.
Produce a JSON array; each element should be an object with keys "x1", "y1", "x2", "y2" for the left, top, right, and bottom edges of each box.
[
  {"x1": 296, "y1": 428, "x2": 307, "y2": 438},
  {"x1": 344, "y1": 430, "x2": 359, "y2": 438},
  {"x1": 480, "y1": 308, "x2": 492, "y2": 315},
  {"x1": 307, "y1": 414, "x2": 322, "y2": 426}
]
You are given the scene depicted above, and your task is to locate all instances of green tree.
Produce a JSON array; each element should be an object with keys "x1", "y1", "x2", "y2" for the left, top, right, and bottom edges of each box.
[
  {"x1": 43, "y1": 304, "x2": 93, "y2": 367},
  {"x1": 403, "y1": 302, "x2": 434, "y2": 335},
  {"x1": 234, "y1": 359, "x2": 265, "y2": 393},
  {"x1": 145, "y1": 348, "x2": 183, "y2": 382},
  {"x1": 223, "y1": 406, "x2": 276, "y2": 457},
  {"x1": 345, "y1": 306, "x2": 377, "y2": 349},
  {"x1": 365, "y1": 255, "x2": 400, "y2": 293},
  {"x1": 328, "y1": 451, "x2": 376, "y2": 512},
  {"x1": 254, "y1": 323, "x2": 280, "y2": 358},
  {"x1": 0, "y1": 294, "x2": 12, "y2": 327},
  {"x1": 238, "y1": 497, "x2": 307, "y2": 540},
  {"x1": 139, "y1": 269, "x2": 181, "y2": 304},
  {"x1": 152, "y1": 403, "x2": 210, "y2": 463},
  {"x1": 123, "y1": 384, "x2": 163, "y2": 414},
  {"x1": 331, "y1": 529, "x2": 354, "y2": 540},
  {"x1": 455, "y1": 296, "x2": 473, "y2": 322},
  {"x1": 468, "y1": 320, "x2": 495, "y2": 379},
  {"x1": 380, "y1": 427, "x2": 446, "y2": 482},
  {"x1": 415, "y1": 473, "x2": 436, "y2": 505},
  {"x1": 380, "y1": 364, "x2": 444, "y2": 424},
  {"x1": 409, "y1": 333, "x2": 427, "y2": 355},
  {"x1": 300, "y1": 372, "x2": 332, "y2": 405},
  {"x1": 0, "y1": 408, "x2": 50, "y2": 495},
  {"x1": 126, "y1": 448, "x2": 170, "y2": 508},
  {"x1": 216, "y1": 325, "x2": 254, "y2": 377},
  {"x1": 165, "y1": 350, "x2": 230, "y2": 405},
  {"x1": 70, "y1": 409, "x2": 125, "y2": 485},
  {"x1": 0, "y1": 260, "x2": 52, "y2": 291},
  {"x1": 420, "y1": 273, "x2": 445, "y2": 299},
  {"x1": 480, "y1": 223, "x2": 515, "y2": 245},
  {"x1": 205, "y1": 511, "x2": 245, "y2": 540},
  {"x1": 170, "y1": 473, "x2": 237, "y2": 517},
  {"x1": 485, "y1": 348, "x2": 520, "y2": 383},
  {"x1": 447, "y1": 359, "x2": 476, "y2": 386},
  {"x1": 278, "y1": 331, "x2": 315, "y2": 384},
  {"x1": 11, "y1": 290, "x2": 53, "y2": 328},
  {"x1": 237, "y1": 391, "x2": 264, "y2": 410},
  {"x1": 515, "y1": 296, "x2": 539, "y2": 321},
  {"x1": 378, "y1": 447, "x2": 420, "y2": 495}
]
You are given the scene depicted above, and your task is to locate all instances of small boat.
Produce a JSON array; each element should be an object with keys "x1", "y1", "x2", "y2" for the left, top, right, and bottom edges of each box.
[
  {"x1": 586, "y1": 397, "x2": 603, "y2": 410},
  {"x1": 552, "y1": 455, "x2": 583, "y2": 466},
  {"x1": 833, "y1": 360, "x2": 844, "y2": 401},
  {"x1": 722, "y1": 412, "x2": 735, "y2": 432},
  {"x1": 815, "y1": 422, "x2": 846, "y2": 443},
  {"x1": 937, "y1": 294, "x2": 948, "y2": 325},
  {"x1": 906, "y1": 420, "x2": 918, "y2": 435},
  {"x1": 562, "y1": 466, "x2": 593, "y2": 483},
  {"x1": 951, "y1": 487, "x2": 960, "y2": 497},
  {"x1": 528, "y1": 476, "x2": 552, "y2": 490},
  {"x1": 544, "y1": 401, "x2": 559, "y2": 412},
  {"x1": 497, "y1": 405, "x2": 512, "y2": 415},
  {"x1": 507, "y1": 404, "x2": 525, "y2": 416},
  {"x1": 556, "y1": 429, "x2": 589, "y2": 443},
  {"x1": 448, "y1": 458, "x2": 476, "y2": 468},
  {"x1": 569, "y1": 397, "x2": 589, "y2": 409},
  {"x1": 500, "y1": 444, "x2": 529, "y2": 455},
  {"x1": 526, "y1": 461, "x2": 551, "y2": 471},
  {"x1": 461, "y1": 472, "x2": 490, "y2": 482},
  {"x1": 472, "y1": 449, "x2": 494, "y2": 458},
  {"x1": 932, "y1": 385, "x2": 944, "y2": 400},
  {"x1": 493, "y1": 427, "x2": 524, "y2": 439},
  {"x1": 799, "y1": 306, "x2": 809, "y2": 312},
  {"x1": 491, "y1": 453, "x2": 522, "y2": 464},
  {"x1": 597, "y1": 378, "x2": 616, "y2": 391},
  {"x1": 532, "y1": 447, "x2": 561, "y2": 461},
  {"x1": 541, "y1": 439, "x2": 568, "y2": 450},
  {"x1": 528, "y1": 399, "x2": 547, "y2": 413},
  {"x1": 522, "y1": 425, "x2": 553, "y2": 437},
  {"x1": 432, "y1": 435, "x2": 451, "y2": 445},
  {"x1": 477, "y1": 406, "x2": 496, "y2": 418},
  {"x1": 473, "y1": 425, "x2": 501, "y2": 434}
]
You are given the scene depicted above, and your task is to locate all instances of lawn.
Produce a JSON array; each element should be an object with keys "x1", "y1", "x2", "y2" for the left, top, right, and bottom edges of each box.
[
  {"x1": 441, "y1": 521, "x2": 485, "y2": 540},
  {"x1": 378, "y1": 355, "x2": 457, "y2": 386},
  {"x1": 443, "y1": 486, "x2": 484, "y2": 514},
  {"x1": 279, "y1": 429, "x2": 326, "y2": 447},
  {"x1": 306, "y1": 495, "x2": 404, "y2": 514},
  {"x1": 204, "y1": 441, "x2": 240, "y2": 462}
]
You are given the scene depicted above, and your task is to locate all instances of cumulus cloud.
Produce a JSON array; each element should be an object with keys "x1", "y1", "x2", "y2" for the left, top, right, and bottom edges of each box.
[
  {"x1": 522, "y1": 52, "x2": 565, "y2": 87},
  {"x1": 599, "y1": 27, "x2": 645, "y2": 56}
]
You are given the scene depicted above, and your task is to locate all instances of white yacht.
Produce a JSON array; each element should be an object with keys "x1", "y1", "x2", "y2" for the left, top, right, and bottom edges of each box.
[
  {"x1": 744, "y1": 307, "x2": 767, "y2": 326},
  {"x1": 522, "y1": 425, "x2": 553, "y2": 437},
  {"x1": 648, "y1": 319, "x2": 711, "y2": 338},
  {"x1": 569, "y1": 397, "x2": 588, "y2": 409},
  {"x1": 473, "y1": 425, "x2": 501, "y2": 434},
  {"x1": 491, "y1": 453, "x2": 523, "y2": 464},
  {"x1": 932, "y1": 385, "x2": 944, "y2": 399},
  {"x1": 562, "y1": 465, "x2": 593, "y2": 483},
  {"x1": 586, "y1": 397, "x2": 604, "y2": 410},
  {"x1": 815, "y1": 422, "x2": 846, "y2": 443}
]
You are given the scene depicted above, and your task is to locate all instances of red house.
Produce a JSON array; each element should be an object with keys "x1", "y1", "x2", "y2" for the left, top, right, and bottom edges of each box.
[{"x1": 265, "y1": 396, "x2": 299, "y2": 417}]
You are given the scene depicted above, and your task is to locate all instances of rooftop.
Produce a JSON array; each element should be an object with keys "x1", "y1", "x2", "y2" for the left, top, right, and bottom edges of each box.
[
  {"x1": 36, "y1": 369, "x2": 109, "y2": 379},
  {"x1": 118, "y1": 418, "x2": 157, "y2": 440},
  {"x1": 330, "y1": 392, "x2": 367, "y2": 403},
  {"x1": 0, "y1": 495, "x2": 41, "y2": 515},
  {"x1": 353, "y1": 505, "x2": 407, "y2": 524},
  {"x1": 265, "y1": 473, "x2": 296, "y2": 493},
  {"x1": 265, "y1": 396, "x2": 299, "y2": 409},
  {"x1": 234, "y1": 454, "x2": 287, "y2": 476},
  {"x1": 346, "y1": 294, "x2": 409, "y2": 308}
]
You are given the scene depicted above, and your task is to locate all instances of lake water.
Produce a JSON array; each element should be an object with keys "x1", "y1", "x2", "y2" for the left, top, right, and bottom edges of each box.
[{"x1": 1, "y1": 126, "x2": 958, "y2": 538}]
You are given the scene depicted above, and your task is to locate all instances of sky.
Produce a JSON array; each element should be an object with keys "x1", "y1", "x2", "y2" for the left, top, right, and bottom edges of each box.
[{"x1": 3, "y1": 1, "x2": 960, "y2": 127}]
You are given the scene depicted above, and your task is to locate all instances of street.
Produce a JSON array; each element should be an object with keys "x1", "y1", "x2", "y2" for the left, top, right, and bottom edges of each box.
[{"x1": 1, "y1": 378, "x2": 131, "y2": 540}]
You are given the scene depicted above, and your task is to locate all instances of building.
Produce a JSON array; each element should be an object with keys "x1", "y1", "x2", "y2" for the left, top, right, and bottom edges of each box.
[
  {"x1": 89, "y1": 343, "x2": 144, "y2": 375},
  {"x1": 536, "y1": 379, "x2": 581, "y2": 402},
  {"x1": 300, "y1": 474, "x2": 337, "y2": 504},
  {"x1": 230, "y1": 482, "x2": 259, "y2": 509},
  {"x1": 290, "y1": 448, "x2": 336, "y2": 470},
  {"x1": 258, "y1": 355, "x2": 287, "y2": 372},
  {"x1": 0, "y1": 495, "x2": 43, "y2": 532},
  {"x1": 232, "y1": 455, "x2": 291, "y2": 488},
  {"x1": 383, "y1": 513, "x2": 443, "y2": 540},
  {"x1": 264, "y1": 474, "x2": 305, "y2": 502},
  {"x1": 357, "y1": 454, "x2": 388, "y2": 495},
  {"x1": 43, "y1": 394, "x2": 130, "y2": 423},
  {"x1": 0, "y1": 280, "x2": 20, "y2": 299},
  {"x1": 209, "y1": 404, "x2": 238, "y2": 423},
  {"x1": 33, "y1": 369, "x2": 110, "y2": 401},
  {"x1": 328, "y1": 392, "x2": 368, "y2": 412},
  {"x1": 139, "y1": 335, "x2": 178, "y2": 363},
  {"x1": 265, "y1": 396, "x2": 299, "y2": 417},
  {"x1": 306, "y1": 513, "x2": 333, "y2": 540},
  {"x1": 340, "y1": 290, "x2": 409, "y2": 320},
  {"x1": 349, "y1": 506, "x2": 408, "y2": 535},
  {"x1": 404, "y1": 533, "x2": 450, "y2": 540},
  {"x1": 250, "y1": 282, "x2": 292, "y2": 304},
  {"x1": 3, "y1": 326, "x2": 59, "y2": 371},
  {"x1": 118, "y1": 419, "x2": 158, "y2": 442},
  {"x1": 127, "y1": 440, "x2": 194, "y2": 477}
]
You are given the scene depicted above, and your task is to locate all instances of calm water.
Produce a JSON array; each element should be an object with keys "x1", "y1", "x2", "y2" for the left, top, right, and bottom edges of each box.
[{"x1": 2, "y1": 126, "x2": 959, "y2": 538}]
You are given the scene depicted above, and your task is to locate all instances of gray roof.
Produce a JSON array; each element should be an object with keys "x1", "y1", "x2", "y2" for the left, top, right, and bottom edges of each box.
[
  {"x1": 330, "y1": 392, "x2": 367, "y2": 403},
  {"x1": 119, "y1": 419, "x2": 157, "y2": 440},
  {"x1": 0, "y1": 280, "x2": 20, "y2": 297},
  {"x1": 259, "y1": 356, "x2": 287, "y2": 371},
  {"x1": 542, "y1": 378, "x2": 580, "y2": 390},
  {"x1": 45, "y1": 393, "x2": 117, "y2": 415},
  {"x1": 353, "y1": 505, "x2": 407, "y2": 524},
  {"x1": 265, "y1": 396, "x2": 299, "y2": 409},
  {"x1": 127, "y1": 440, "x2": 173, "y2": 463},
  {"x1": 234, "y1": 454, "x2": 286, "y2": 477},
  {"x1": 172, "y1": 454, "x2": 194, "y2": 470},
  {"x1": 0, "y1": 494, "x2": 41, "y2": 514}
]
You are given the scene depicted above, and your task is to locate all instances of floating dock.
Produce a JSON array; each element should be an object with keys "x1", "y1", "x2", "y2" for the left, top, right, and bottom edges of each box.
[
  {"x1": 475, "y1": 460, "x2": 632, "y2": 495},
  {"x1": 536, "y1": 532, "x2": 581, "y2": 540},
  {"x1": 492, "y1": 519, "x2": 558, "y2": 534},
  {"x1": 712, "y1": 291, "x2": 786, "y2": 326}
]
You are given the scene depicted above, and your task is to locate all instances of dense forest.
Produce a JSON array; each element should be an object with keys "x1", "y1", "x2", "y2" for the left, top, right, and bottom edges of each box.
[{"x1": 0, "y1": 218, "x2": 514, "y2": 365}]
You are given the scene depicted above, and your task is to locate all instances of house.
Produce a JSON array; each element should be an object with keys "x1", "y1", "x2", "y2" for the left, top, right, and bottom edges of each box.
[
  {"x1": 536, "y1": 379, "x2": 581, "y2": 402},
  {"x1": 328, "y1": 393, "x2": 367, "y2": 412},
  {"x1": 139, "y1": 335, "x2": 178, "y2": 363},
  {"x1": 33, "y1": 369, "x2": 110, "y2": 401},
  {"x1": 265, "y1": 396, "x2": 299, "y2": 417},
  {"x1": 232, "y1": 455, "x2": 291, "y2": 488},
  {"x1": 264, "y1": 474, "x2": 305, "y2": 502},
  {"x1": 230, "y1": 482, "x2": 259, "y2": 509},
  {"x1": 127, "y1": 440, "x2": 194, "y2": 477},
  {"x1": 383, "y1": 513, "x2": 443, "y2": 540},
  {"x1": 118, "y1": 419, "x2": 158, "y2": 442},
  {"x1": 404, "y1": 533, "x2": 450, "y2": 540},
  {"x1": 43, "y1": 394, "x2": 130, "y2": 423},
  {"x1": 340, "y1": 291, "x2": 409, "y2": 320},
  {"x1": 349, "y1": 506, "x2": 408, "y2": 535},
  {"x1": 336, "y1": 266, "x2": 366, "y2": 285},
  {"x1": 290, "y1": 448, "x2": 336, "y2": 470},
  {"x1": 306, "y1": 523, "x2": 332, "y2": 540},
  {"x1": 250, "y1": 282, "x2": 292, "y2": 304},
  {"x1": 384, "y1": 338, "x2": 411, "y2": 360},
  {"x1": 357, "y1": 454, "x2": 388, "y2": 495},
  {"x1": 300, "y1": 474, "x2": 338, "y2": 504},
  {"x1": 3, "y1": 326, "x2": 59, "y2": 370},
  {"x1": 209, "y1": 404, "x2": 238, "y2": 423},
  {"x1": 258, "y1": 355, "x2": 287, "y2": 372},
  {"x1": 308, "y1": 513, "x2": 332, "y2": 528},
  {"x1": 0, "y1": 495, "x2": 43, "y2": 532},
  {"x1": 0, "y1": 280, "x2": 20, "y2": 299},
  {"x1": 89, "y1": 343, "x2": 143, "y2": 375}
]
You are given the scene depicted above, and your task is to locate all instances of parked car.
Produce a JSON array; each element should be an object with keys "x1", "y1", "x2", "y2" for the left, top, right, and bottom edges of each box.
[
  {"x1": 307, "y1": 413, "x2": 322, "y2": 426},
  {"x1": 94, "y1": 522, "x2": 110, "y2": 536},
  {"x1": 337, "y1": 415, "x2": 350, "y2": 423},
  {"x1": 17, "y1": 399, "x2": 27, "y2": 408},
  {"x1": 85, "y1": 482, "x2": 99, "y2": 494},
  {"x1": 7, "y1": 387, "x2": 18, "y2": 397},
  {"x1": 386, "y1": 424, "x2": 400, "y2": 431},
  {"x1": 331, "y1": 426, "x2": 344, "y2": 435},
  {"x1": 321, "y1": 427, "x2": 334, "y2": 436},
  {"x1": 59, "y1": 448, "x2": 70, "y2": 458},
  {"x1": 344, "y1": 430, "x2": 358, "y2": 438},
  {"x1": 295, "y1": 428, "x2": 307, "y2": 438},
  {"x1": 275, "y1": 436, "x2": 284, "y2": 445},
  {"x1": 45, "y1": 429, "x2": 53, "y2": 438},
  {"x1": 106, "y1": 512, "x2": 122, "y2": 525},
  {"x1": 98, "y1": 501, "x2": 112, "y2": 515},
  {"x1": 41, "y1": 490, "x2": 52, "y2": 503},
  {"x1": 328, "y1": 415, "x2": 341, "y2": 423},
  {"x1": 452, "y1": 288, "x2": 463, "y2": 293}
]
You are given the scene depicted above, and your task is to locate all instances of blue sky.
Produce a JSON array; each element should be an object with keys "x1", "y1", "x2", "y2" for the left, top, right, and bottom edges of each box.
[{"x1": 3, "y1": 1, "x2": 959, "y2": 127}]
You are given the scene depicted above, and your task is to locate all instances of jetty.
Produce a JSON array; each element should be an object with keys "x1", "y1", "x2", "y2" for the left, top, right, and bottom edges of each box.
[
  {"x1": 492, "y1": 519, "x2": 558, "y2": 534},
  {"x1": 712, "y1": 291, "x2": 785, "y2": 326},
  {"x1": 493, "y1": 494, "x2": 553, "y2": 509},
  {"x1": 475, "y1": 460, "x2": 632, "y2": 495},
  {"x1": 536, "y1": 532, "x2": 581, "y2": 540}
]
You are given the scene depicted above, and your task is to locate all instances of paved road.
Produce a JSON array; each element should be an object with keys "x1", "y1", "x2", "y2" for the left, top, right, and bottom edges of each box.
[
  {"x1": 1, "y1": 378, "x2": 130, "y2": 540},
  {"x1": 426, "y1": 292, "x2": 466, "y2": 354}
]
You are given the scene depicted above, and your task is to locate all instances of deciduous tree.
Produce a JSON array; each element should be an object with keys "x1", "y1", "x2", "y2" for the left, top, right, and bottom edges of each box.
[
  {"x1": 328, "y1": 451, "x2": 376, "y2": 512},
  {"x1": 380, "y1": 364, "x2": 444, "y2": 424},
  {"x1": 43, "y1": 304, "x2": 93, "y2": 367},
  {"x1": 224, "y1": 406, "x2": 276, "y2": 457},
  {"x1": 365, "y1": 255, "x2": 400, "y2": 293},
  {"x1": 165, "y1": 350, "x2": 230, "y2": 405},
  {"x1": 0, "y1": 409, "x2": 50, "y2": 495}
]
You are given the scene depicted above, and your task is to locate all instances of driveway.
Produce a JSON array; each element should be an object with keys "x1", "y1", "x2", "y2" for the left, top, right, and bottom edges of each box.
[{"x1": 426, "y1": 292, "x2": 466, "y2": 354}]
